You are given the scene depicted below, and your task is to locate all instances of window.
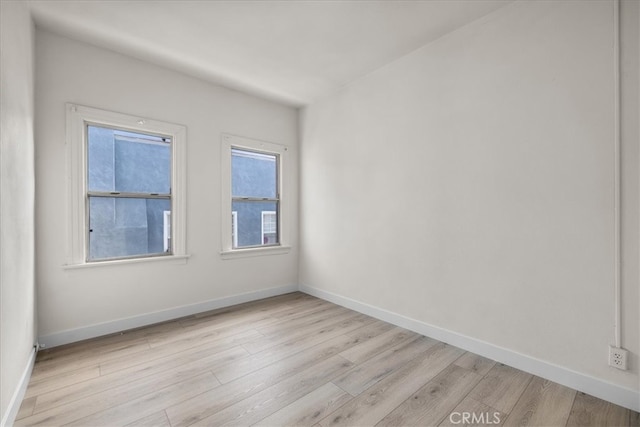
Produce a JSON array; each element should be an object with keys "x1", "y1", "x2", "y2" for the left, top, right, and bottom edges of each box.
[
  {"x1": 232, "y1": 148, "x2": 279, "y2": 248},
  {"x1": 66, "y1": 104, "x2": 187, "y2": 266},
  {"x1": 221, "y1": 134, "x2": 290, "y2": 257},
  {"x1": 87, "y1": 126, "x2": 171, "y2": 261}
]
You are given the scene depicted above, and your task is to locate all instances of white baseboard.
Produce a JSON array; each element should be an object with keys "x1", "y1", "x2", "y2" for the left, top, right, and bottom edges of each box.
[
  {"x1": 1, "y1": 345, "x2": 36, "y2": 427},
  {"x1": 38, "y1": 284, "x2": 298, "y2": 348},
  {"x1": 299, "y1": 284, "x2": 640, "y2": 412}
]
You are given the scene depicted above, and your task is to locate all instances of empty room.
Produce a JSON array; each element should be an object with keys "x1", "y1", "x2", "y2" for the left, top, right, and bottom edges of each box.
[{"x1": 1, "y1": 0, "x2": 639, "y2": 425}]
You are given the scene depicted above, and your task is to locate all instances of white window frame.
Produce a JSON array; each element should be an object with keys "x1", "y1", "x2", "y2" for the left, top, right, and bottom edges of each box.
[
  {"x1": 65, "y1": 103, "x2": 189, "y2": 268},
  {"x1": 221, "y1": 133, "x2": 290, "y2": 259}
]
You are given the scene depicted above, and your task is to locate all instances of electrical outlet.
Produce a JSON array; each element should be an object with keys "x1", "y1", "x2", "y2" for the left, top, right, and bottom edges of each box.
[{"x1": 609, "y1": 346, "x2": 628, "y2": 370}]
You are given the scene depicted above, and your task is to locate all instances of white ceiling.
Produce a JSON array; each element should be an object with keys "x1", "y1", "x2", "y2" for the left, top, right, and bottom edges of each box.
[{"x1": 28, "y1": 0, "x2": 512, "y2": 106}]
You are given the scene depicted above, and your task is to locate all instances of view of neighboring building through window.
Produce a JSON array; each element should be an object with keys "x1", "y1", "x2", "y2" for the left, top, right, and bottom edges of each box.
[
  {"x1": 87, "y1": 125, "x2": 172, "y2": 261},
  {"x1": 261, "y1": 211, "x2": 277, "y2": 244},
  {"x1": 231, "y1": 211, "x2": 238, "y2": 248},
  {"x1": 231, "y1": 148, "x2": 279, "y2": 248}
]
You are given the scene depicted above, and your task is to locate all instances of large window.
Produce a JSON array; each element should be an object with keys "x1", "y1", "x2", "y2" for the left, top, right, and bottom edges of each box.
[
  {"x1": 66, "y1": 104, "x2": 187, "y2": 266},
  {"x1": 221, "y1": 134, "x2": 290, "y2": 257},
  {"x1": 87, "y1": 126, "x2": 171, "y2": 261}
]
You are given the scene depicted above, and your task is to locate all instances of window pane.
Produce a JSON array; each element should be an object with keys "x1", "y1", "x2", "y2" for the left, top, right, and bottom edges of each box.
[
  {"x1": 88, "y1": 125, "x2": 171, "y2": 194},
  {"x1": 232, "y1": 200, "x2": 278, "y2": 247},
  {"x1": 231, "y1": 148, "x2": 277, "y2": 198},
  {"x1": 88, "y1": 197, "x2": 171, "y2": 260}
]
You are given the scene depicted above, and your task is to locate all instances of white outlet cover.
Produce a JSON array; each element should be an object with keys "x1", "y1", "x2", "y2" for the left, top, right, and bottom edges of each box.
[{"x1": 609, "y1": 346, "x2": 628, "y2": 370}]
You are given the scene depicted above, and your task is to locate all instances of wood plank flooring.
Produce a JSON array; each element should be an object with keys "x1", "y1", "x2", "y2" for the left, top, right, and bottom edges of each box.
[{"x1": 15, "y1": 292, "x2": 639, "y2": 426}]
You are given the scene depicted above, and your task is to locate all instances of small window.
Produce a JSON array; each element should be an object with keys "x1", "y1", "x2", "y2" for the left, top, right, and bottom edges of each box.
[
  {"x1": 232, "y1": 148, "x2": 279, "y2": 248},
  {"x1": 66, "y1": 104, "x2": 187, "y2": 266},
  {"x1": 221, "y1": 134, "x2": 289, "y2": 257}
]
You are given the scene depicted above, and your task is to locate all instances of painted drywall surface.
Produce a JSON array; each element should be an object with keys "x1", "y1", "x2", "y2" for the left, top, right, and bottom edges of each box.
[
  {"x1": 620, "y1": 0, "x2": 640, "y2": 393},
  {"x1": 300, "y1": 0, "x2": 638, "y2": 392},
  {"x1": 0, "y1": 0, "x2": 36, "y2": 420},
  {"x1": 35, "y1": 30, "x2": 299, "y2": 337}
]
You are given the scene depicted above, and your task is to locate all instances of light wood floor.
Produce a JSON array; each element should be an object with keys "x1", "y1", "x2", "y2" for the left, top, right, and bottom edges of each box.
[{"x1": 16, "y1": 292, "x2": 639, "y2": 426}]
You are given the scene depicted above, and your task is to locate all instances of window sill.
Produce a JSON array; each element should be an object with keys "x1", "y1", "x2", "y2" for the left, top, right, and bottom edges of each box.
[
  {"x1": 221, "y1": 246, "x2": 291, "y2": 260},
  {"x1": 63, "y1": 254, "x2": 191, "y2": 270}
]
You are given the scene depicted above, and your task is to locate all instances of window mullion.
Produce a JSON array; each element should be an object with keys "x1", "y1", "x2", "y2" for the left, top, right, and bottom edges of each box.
[
  {"x1": 87, "y1": 191, "x2": 171, "y2": 199},
  {"x1": 231, "y1": 197, "x2": 279, "y2": 202}
]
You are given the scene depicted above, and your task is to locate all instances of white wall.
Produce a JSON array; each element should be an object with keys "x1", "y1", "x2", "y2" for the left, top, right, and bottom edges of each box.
[
  {"x1": 620, "y1": 0, "x2": 640, "y2": 399},
  {"x1": 0, "y1": 1, "x2": 37, "y2": 423},
  {"x1": 35, "y1": 30, "x2": 299, "y2": 342},
  {"x1": 300, "y1": 0, "x2": 639, "y2": 403}
]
